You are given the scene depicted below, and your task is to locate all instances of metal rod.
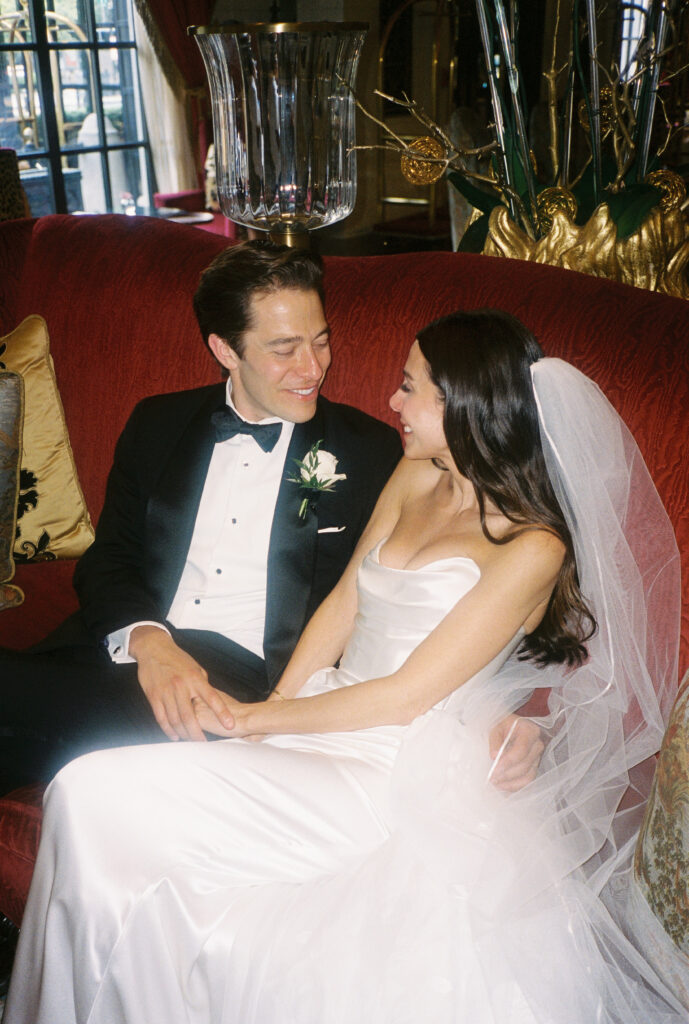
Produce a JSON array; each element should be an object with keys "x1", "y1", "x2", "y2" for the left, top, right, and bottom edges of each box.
[
  {"x1": 636, "y1": 0, "x2": 672, "y2": 178},
  {"x1": 584, "y1": 0, "x2": 603, "y2": 196},
  {"x1": 474, "y1": 0, "x2": 519, "y2": 221},
  {"x1": 492, "y1": 0, "x2": 538, "y2": 228}
]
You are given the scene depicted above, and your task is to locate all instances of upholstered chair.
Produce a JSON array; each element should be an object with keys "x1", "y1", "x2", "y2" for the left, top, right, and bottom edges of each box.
[
  {"x1": 627, "y1": 676, "x2": 689, "y2": 1008},
  {"x1": 0, "y1": 150, "x2": 30, "y2": 222}
]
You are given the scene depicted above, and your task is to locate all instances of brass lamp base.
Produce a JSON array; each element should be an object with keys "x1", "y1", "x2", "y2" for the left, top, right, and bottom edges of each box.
[{"x1": 267, "y1": 223, "x2": 312, "y2": 249}]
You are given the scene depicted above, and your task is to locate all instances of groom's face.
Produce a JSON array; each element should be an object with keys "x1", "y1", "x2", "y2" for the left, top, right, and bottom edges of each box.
[{"x1": 208, "y1": 287, "x2": 331, "y2": 423}]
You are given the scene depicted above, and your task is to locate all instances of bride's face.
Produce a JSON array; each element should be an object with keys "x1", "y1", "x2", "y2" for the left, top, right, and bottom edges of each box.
[{"x1": 389, "y1": 341, "x2": 450, "y2": 462}]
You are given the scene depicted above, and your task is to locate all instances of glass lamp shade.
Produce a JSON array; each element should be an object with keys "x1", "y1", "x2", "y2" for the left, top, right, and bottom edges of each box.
[{"x1": 190, "y1": 22, "x2": 368, "y2": 244}]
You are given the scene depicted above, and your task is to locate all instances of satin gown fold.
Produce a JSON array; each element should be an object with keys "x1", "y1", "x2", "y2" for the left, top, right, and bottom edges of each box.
[{"x1": 5, "y1": 545, "x2": 683, "y2": 1023}]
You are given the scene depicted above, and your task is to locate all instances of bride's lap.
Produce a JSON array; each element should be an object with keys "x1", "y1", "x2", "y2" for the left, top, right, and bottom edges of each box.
[{"x1": 45, "y1": 735, "x2": 394, "y2": 889}]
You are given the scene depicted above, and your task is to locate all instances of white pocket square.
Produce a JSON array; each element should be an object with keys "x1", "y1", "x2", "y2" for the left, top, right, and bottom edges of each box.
[{"x1": 318, "y1": 526, "x2": 346, "y2": 534}]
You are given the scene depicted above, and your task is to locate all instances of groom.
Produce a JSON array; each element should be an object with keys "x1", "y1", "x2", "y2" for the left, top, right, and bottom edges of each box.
[
  {"x1": 0, "y1": 240, "x2": 400, "y2": 780},
  {"x1": 0, "y1": 240, "x2": 540, "y2": 789}
]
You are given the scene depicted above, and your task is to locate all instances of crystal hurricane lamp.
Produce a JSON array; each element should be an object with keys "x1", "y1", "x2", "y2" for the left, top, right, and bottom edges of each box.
[{"x1": 189, "y1": 22, "x2": 368, "y2": 247}]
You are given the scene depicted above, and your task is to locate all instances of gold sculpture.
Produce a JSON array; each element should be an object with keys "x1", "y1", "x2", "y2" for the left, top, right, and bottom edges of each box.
[
  {"x1": 645, "y1": 170, "x2": 687, "y2": 214},
  {"x1": 353, "y1": 0, "x2": 688, "y2": 299},
  {"x1": 483, "y1": 204, "x2": 689, "y2": 300},
  {"x1": 536, "y1": 187, "x2": 578, "y2": 234}
]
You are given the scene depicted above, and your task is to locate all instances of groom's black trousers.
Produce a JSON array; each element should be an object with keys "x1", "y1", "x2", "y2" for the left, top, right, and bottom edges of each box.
[{"x1": 0, "y1": 627, "x2": 268, "y2": 796}]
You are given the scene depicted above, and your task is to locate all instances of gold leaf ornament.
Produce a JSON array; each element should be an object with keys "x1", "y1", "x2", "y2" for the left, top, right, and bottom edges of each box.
[
  {"x1": 577, "y1": 86, "x2": 615, "y2": 136},
  {"x1": 400, "y1": 137, "x2": 446, "y2": 185},
  {"x1": 644, "y1": 170, "x2": 687, "y2": 214},
  {"x1": 536, "y1": 187, "x2": 578, "y2": 233}
]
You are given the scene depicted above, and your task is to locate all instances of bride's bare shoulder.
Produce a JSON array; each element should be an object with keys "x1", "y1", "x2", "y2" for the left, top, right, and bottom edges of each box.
[{"x1": 363, "y1": 459, "x2": 441, "y2": 541}]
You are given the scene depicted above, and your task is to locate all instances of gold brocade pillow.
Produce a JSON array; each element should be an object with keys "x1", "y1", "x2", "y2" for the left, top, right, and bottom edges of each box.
[
  {"x1": 0, "y1": 315, "x2": 94, "y2": 562},
  {"x1": 0, "y1": 371, "x2": 24, "y2": 608}
]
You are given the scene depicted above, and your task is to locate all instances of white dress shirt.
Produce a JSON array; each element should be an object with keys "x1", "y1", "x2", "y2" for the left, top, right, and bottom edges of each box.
[{"x1": 107, "y1": 382, "x2": 294, "y2": 662}]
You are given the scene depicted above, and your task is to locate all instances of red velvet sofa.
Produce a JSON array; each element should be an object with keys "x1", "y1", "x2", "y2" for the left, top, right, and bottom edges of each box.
[{"x1": 0, "y1": 213, "x2": 688, "y2": 928}]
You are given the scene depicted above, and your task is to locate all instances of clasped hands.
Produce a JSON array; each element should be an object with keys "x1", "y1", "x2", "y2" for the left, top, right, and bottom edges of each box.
[
  {"x1": 130, "y1": 627, "x2": 544, "y2": 790},
  {"x1": 190, "y1": 695, "x2": 544, "y2": 790}
]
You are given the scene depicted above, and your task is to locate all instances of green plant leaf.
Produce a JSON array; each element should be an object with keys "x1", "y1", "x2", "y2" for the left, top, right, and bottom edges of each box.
[
  {"x1": 621, "y1": 159, "x2": 656, "y2": 189},
  {"x1": 447, "y1": 171, "x2": 501, "y2": 216},
  {"x1": 571, "y1": 167, "x2": 597, "y2": 225},
  {"x1": 572, "y1": 155, "x2": 618, "y2": 224},
  {"x1": 605, "y1": 184, "x2": 663, "y2": 239},
  {"x1": 456, "y1": 213, "x2": 491, "y2": 253}
]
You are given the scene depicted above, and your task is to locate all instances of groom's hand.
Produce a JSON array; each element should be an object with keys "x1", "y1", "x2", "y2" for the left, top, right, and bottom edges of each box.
[
  {"x1": 488, "y1": 715, "x2": 544, "y2": 792},
  {"x1": 129, "y1": 626, "x2": 235, "y2": 741}
]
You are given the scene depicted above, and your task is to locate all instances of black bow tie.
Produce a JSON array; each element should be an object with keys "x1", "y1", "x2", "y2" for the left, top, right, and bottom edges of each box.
[{"x1": 211, "y1": 406, "x2": 282, "y2": 453}]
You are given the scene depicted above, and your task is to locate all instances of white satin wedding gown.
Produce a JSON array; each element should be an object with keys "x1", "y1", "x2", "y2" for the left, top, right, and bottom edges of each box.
[{"x1": 4, "y1": 541, "x2": 683, "y2": 1024}]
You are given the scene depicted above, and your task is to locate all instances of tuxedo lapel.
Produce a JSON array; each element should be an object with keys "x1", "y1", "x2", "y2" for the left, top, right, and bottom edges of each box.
[
  {"x1": 146, "y1": 386, "x2": 226, "y2": 608},
  {"x1": 263, "y1": 406, "x2": 324, "y2": 684}
]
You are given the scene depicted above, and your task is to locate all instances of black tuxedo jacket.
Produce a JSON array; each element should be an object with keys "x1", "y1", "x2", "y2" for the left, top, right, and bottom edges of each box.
[{"x1": 71, "y1": 385, "x2": 402, "y2": 692}]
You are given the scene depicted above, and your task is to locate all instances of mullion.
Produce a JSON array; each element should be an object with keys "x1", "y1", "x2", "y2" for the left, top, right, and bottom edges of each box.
[
  {"x1": 31, "y1": 1, "x2": 67, "y2": 210},
  {"x1": 60, "y1": 140, "x2": 148, "y2": 155},
  {"x1": 2, "y1": 43, "x2": 137, "y2": 50},
  {"x1": 44, "y1": 42, "x2": 138, "y2": 51},
  {"x1": 80, "y1": 0, "x2": 96, "y2": 44},
  {"x1": 84, "y1": 0, "x2": 113, "y2": 210}
]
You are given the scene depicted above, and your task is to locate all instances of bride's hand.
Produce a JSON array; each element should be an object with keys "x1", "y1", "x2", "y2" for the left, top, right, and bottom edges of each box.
[
  {"x1": 192, "y1": 693, "x2": 244, "y2": 737},
  {"x1": 488, "y1": 715, "x2": 544, "y2": 791}
]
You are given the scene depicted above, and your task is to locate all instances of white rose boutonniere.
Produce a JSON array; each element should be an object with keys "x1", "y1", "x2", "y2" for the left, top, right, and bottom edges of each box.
[{"x1": 288, "y1": 441, "x2": 347, "y2": 519}]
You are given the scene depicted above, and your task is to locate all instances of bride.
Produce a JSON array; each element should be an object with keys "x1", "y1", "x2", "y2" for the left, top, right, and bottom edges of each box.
[{"x1": 5, "y1": 309, "x2": 683, "y2": 1023}]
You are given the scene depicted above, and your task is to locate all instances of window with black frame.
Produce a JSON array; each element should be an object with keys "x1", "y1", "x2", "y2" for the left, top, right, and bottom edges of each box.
[{"x1": 0, "y1": 0, "x2": 153, "y2": 215}]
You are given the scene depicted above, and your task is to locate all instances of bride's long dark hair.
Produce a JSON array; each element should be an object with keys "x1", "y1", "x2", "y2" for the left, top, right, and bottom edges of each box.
[{"x1": 416, "y1": 308, "x2": 596, "y2": 667}]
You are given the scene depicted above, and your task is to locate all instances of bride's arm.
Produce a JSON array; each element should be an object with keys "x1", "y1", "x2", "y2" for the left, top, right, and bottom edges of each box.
[{"x1": 217, "y1": 527, "x2": 565, "y2": 737}]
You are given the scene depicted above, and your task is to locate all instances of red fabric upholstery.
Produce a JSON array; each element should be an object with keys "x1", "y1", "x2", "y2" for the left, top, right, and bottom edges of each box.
[
  {"x1": 154, "y1": 188, "x2": 206, "y2": 211},
  {"x1": 0, "y1": 213, "x2": 688, "y2": 924},
  {"x1": 0, "y1": 785, "x2": 43, "y2": 925}
]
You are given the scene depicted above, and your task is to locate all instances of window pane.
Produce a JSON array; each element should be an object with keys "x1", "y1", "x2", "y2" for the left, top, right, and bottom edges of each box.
[
  {"x1": 20, "y1": 158, "x2": 55, "y2": 214},
  {"x1": 0, "y1": 46, "x2": 47, "y2": 150},
  {"x1": 77, "y1": 143, "x2": 108, "y2": 210},
  {"x1": 56, "y1": 45, "x2": 99, "y2": 144},
  {"x1": 96, "y1": 0, "x2": 133, "y2": 43},
  {"x1": 108, "y1": 145, "x2": 150, "y2": 212},
  {"x1": 62, "y1": 152, "x2": 84, "y2": 210},
  {"x1": 45, "y1": 1, "x2": 93, "y2": 45},
  {"x1": 99, "y1": 45, "x2": 143, "y2": 144},
  {"x1": 0, "y1": 0, "x2": 33, "y2": 45}
]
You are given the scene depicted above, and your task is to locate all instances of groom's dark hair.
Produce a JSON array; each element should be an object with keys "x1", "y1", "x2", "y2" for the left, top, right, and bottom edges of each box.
[{"x1": 193, "y1": 239, "x2": 324, "y2": 357}]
